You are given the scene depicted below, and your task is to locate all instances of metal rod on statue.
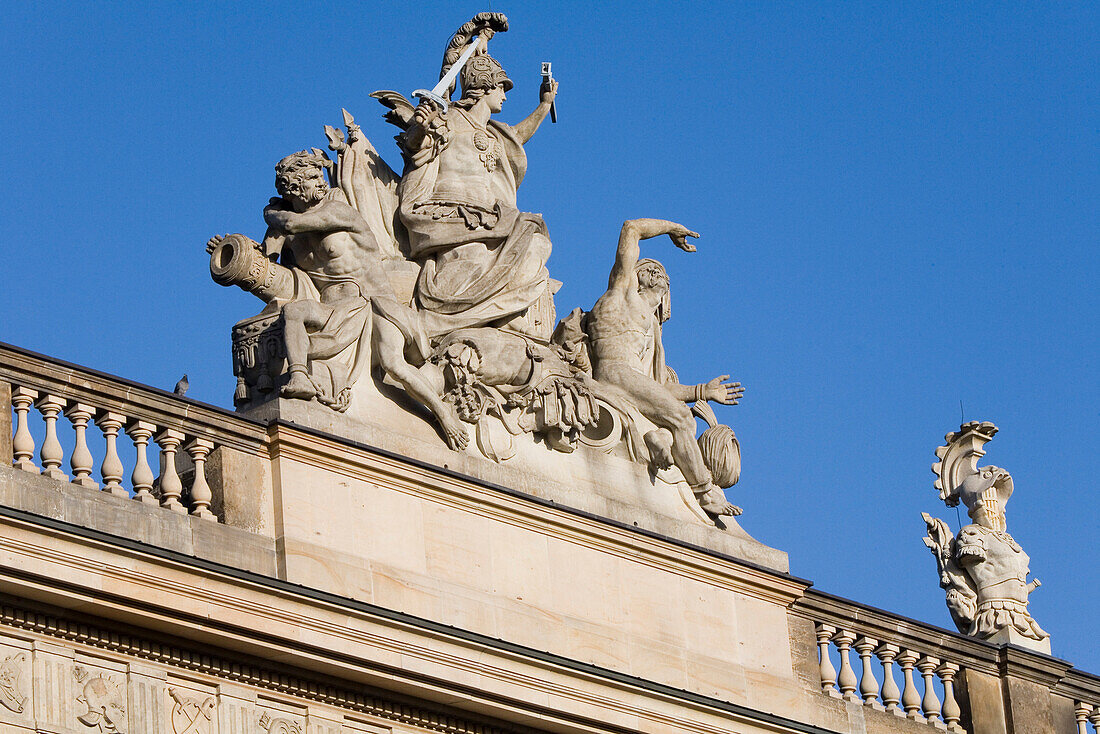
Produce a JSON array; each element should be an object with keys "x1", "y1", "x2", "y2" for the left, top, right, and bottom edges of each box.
[
  {"x1": 413, "y1": 36, "x2": 483, "y2": 113},
  {"x1": 542, "y1": 62, "x2": 557, "y2": 123}
]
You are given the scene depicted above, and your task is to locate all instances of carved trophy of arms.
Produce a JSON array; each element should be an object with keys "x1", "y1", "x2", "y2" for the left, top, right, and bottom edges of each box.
[
  {"x1": 924, "y1": 421, "x2": 1049, "y2": 649},
  {"x1": 922, "y1": 512, "x2": 978, "y2": 633}
]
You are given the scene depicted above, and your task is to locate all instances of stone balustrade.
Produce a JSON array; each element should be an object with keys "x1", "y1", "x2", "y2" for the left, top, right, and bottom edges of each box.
[
  {"x1": 796, "y1": 589, "x2": 1100, "y2": 733},
  {"x1": 813, "y1": 621, "x2": 964, "y2": 730},
  {"x1": 1077, "y1": 700, "x2": 1100, "y2": 734},
  {"x1": 0, "y1": 342, "x2": 267, "y2": 526}
]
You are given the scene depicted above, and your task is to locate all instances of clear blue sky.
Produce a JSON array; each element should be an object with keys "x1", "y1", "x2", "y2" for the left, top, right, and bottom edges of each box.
[{"x1": 1, "y1": 2, "x2": 1096, "y2": 671}]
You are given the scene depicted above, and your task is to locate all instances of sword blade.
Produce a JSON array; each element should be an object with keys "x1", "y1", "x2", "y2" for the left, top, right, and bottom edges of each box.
[{"x1": 431, "y1": 36, "x2": 483, "y2": 98}]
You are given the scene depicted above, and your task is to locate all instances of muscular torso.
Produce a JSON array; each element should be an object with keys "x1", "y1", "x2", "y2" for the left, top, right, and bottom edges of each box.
[
  {"x1": 285, "y1": 203, "x2": 396, "y2": 302},
  {"x1": 587, "y1": 287, "x2": 656, "y2": 371}
]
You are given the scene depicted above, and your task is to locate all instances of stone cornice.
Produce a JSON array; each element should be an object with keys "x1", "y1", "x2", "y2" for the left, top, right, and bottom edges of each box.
[
  {"x1": 996, "y1": 645, "x2": 1073, "y2": 689},
  {"x1": 0, "y1": 505, "x2": 838, "y2": 734},
  {"x1": 1055, "y1": 668, "x2": 1100, "y2": 704},
  {"x1": 267, "y1": 421, "x2": 809, "y2": 608}
]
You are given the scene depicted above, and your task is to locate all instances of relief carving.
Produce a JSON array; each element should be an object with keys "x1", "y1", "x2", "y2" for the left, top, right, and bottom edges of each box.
[
  {"x1": 74, "y1": 666, "x2": 127, "y2": 733},
  {"x1": 259, "y1": 710, "x2": 303, "y2": 733},
  {"x1": 169, "y1": 688, "x2": 216, "y2": 734},
  {"x1": 0, "y1": 652, "x2": 27, "y2": 713}
]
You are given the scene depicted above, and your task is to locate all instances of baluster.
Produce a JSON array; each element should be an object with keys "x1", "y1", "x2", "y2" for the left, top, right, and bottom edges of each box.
[
  {"x1": 1088, "y1": 705, "x2": 1100, "y2": 734},
  {"x1": 815, "y1": 624, "x2": 840, "y2": 697},
  {"x1": 184, "y1": 438, "x2": 216, "y2": 520},
  {"x1": 155, "y1": 428, "x2": 186, "y2": 513},
  {"x1": 126, "y1": 420, "x2": 158, "y2": 505},
  {"x1": 875, "y1": 642, "x2": 903, "y2": 715},
  {"x1": 917, "y1": 655, "x2": 943, "y2": 726},
  {"x1": 854, "y1": 636, "x2": 882, "y2": 709},
  {"x1": 35, "y1": 395, "x2": 68, "y2": 481},
  {"x1": 936, "y1": 662, "x2": 962, "y2": 732},
  {"x1": 832, "y1": 629, "x2": 860, "y2": 702},
  {"x1": 1074, "y1": 702, "x2": 1089, "y2": 734},
  {"x1": 95, "y1": 411, "x2": 127, "y2": 497},
  {"x1": 11, "y1": 387, "x2": 39, "y2": 472},
  {"x1": 63, "y1": 403, "x2": 98, "y2": 489},
  {"x1": 897, "y1": 649, "x2": 923, "y2": 720}
]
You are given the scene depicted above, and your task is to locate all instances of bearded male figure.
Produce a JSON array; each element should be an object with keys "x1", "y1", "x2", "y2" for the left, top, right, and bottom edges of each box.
[
  {"x1": 209, "y1": 151, "x2": 468, "y2": 450},
  {"x1": 586, "y1": 219, "x2": 744, "y2": 517},
  {"x1": 393, "y1": 13, "x2": 559, "y2": 341}
]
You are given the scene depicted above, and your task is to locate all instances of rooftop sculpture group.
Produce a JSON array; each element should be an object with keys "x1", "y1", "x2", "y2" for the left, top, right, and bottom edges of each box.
[{"x1": 207, "y1": 12, "x2": 745, "y2": 520}]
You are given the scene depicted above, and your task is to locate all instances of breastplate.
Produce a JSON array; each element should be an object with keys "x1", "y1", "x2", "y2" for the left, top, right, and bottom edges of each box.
[{"x1": 429, "y1": 123, "x2": 500, "y2": 211}]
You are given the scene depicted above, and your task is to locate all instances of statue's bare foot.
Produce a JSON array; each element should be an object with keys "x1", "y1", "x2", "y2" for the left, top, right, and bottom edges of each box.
[
  {"x1": 644, "y1": 429, "x2": 674, "y2": 470},
  {"x1": 698, "y1": 487, "x2": 742, "y2": 517},
  {"x1": 281, "y1": 371, "x2": 317, "y2": 400},
  {"x1": 439, "y1": 409, "x2": 469, "y2": 451}
]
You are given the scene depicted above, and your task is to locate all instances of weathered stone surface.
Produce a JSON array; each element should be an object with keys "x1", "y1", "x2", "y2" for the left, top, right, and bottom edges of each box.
[
  {"x1": 249, "y1": 392, "x2": 786, "y2": 572},
  {"x1": 0, "y1": 465, "x2": 276, "y2": 576},
  {"x1": 0, "y1": 381, "x2": 12, "y2": 466},
  {"x1": 205, "y1": 445, "x2": 276, "y2": 537},
  {"x1": 959, "y1": 668, "x2": 1009, "y2": 734},
  {"x1": 263, "y1": 420, "x2": 803, "y2": 711},
  {"x1": 923, "y1": 421, "x2": 1049, "y2": 653}
]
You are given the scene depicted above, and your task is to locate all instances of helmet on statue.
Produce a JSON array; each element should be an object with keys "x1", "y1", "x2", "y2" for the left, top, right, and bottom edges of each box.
[{"x1": 461, "y1": 53, "x2": 513, "y2": 96}]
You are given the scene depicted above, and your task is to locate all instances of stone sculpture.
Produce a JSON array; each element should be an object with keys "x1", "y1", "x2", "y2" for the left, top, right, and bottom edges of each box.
[
  {"x1": 923, "y1": 421, "x2": 1049, "y2": 653},
  {"x1": 585, "y1": 219, "x2": 744, "y2": 516},
  {"x1": 207, "y1": 149, "x2": 467, "y2": 449},
  {"x1": 207, "y1": 12, "x2": 747, "y2": 522},
  {"x1": 377, "y1": 12, "x2": 559, "y2": 342}
]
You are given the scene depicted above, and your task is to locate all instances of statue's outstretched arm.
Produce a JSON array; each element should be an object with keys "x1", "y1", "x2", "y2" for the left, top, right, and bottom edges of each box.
[
  {"x1": 608, "y1": 218, "x2": 698, "y2": 291},
  {"x1": 264, "y1": 201, "x2": 364, "y2": 236},
  {"x1": 514, "y1": 78, "x2": 558, "y2": 143},
  {"x1": 667, "y1": 376, "x2": 744, "y2": 405}
]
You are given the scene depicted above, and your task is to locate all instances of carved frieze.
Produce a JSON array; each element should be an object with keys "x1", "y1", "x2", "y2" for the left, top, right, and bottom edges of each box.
[
  {"x1": 74, "y1": 665, "x2": 127, "y2": 733},
  {"x1": 0, "y1": 652, "x2": 27, "y2": 713},
  {"x1": 169, "y1": 687, "x2": 216, "y2": 734},
  {"x1": 0, "y1": 607, "x2": 515, "y2": 734},
  {"x1": 259, "y1": 710, "x2": 302, "y2": 733}
]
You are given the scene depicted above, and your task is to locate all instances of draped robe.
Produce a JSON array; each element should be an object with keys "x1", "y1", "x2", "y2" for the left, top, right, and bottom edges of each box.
[{"x1": 398, "y1": 110, "x2": 552, "y2": 341}]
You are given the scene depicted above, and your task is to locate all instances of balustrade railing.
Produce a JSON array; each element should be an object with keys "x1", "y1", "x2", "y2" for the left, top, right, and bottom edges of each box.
[
  {"x1": 799, "y1": 590, "x2": 1100, "y2": 734},
  {"x1": 1, "y1": 342, "x2": 266, "y2": 525},
  {"x1": 813, "y1": 622, "x2": 964, "y2": 731}
]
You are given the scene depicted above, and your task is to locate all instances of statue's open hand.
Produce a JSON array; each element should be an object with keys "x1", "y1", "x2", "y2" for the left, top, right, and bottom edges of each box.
[
  {"x1": 205, "y1": 235, "x2": 225, "y2": 254},
  {"x1": 667, "y1": 224, "x2": 700, "y2": 252},
  {"x1": 705, "y1": 376, "x2": 744, "y2": 405},
  {"x1": 540, "y1": 78, "x2": 558, "y2": 105}
]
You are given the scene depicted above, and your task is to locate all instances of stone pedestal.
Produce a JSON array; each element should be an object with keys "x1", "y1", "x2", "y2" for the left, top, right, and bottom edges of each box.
[
  {"x1": 259, "y1": 416, "x2": 807, "y2": 715},
  {"x1": 244, "y1": 374, "x2": 787, "y2": 572},
  {"x1": 986, "y1": 626, "x2": 1052, "y2": 655}
]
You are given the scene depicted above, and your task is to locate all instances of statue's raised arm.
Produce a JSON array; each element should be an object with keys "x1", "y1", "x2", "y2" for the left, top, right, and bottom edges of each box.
[{"x1": 607, "y1": 219, "x2": 699, "y2": 294}]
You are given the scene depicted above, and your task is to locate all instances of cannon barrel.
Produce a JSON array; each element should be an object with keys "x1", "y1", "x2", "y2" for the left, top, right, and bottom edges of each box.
[{"x1": 209, "y1": 234, "x2": 296, "y2": 302}]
